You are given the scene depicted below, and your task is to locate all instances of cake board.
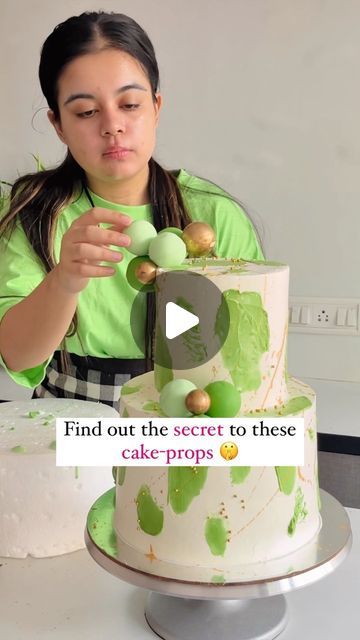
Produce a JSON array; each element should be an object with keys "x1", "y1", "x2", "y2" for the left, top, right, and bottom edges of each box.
[{"x1": 85, "y1": 488, "x2": 352, "y2": 640}]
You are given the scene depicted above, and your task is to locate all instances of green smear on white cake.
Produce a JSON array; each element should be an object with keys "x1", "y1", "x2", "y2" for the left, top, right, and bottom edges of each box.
[
  {"x1": 121, "y1": 385, "x2": 142, "y2": 396},
  {"x1": 87, "y1": 488, "x2": 118, "y2": 557},
  {"x1": 27, "y1": 411, "x2": 40, "y2": 419},
  {"x1": 230, "y1": 467, "x2": 251, "y2": 484},
  {"x1": 154, "y1": 324, "x2": 173, "y2": 392},
  {"x1": 142, "y1": 401, "x2": 166, "y2": 417},
  {"x1": 205, "y1": 517, "x2": 228, "y2": 556},
  {"x1": 288, "y1": 487, "x2": 308, "y2": 536},
  {"x1": 211, "y1": 574, "x2": 226, "y2": 584},
  {"x1": 215, "y1": 290, "x2": 269, "y2": 392},
  {"x1": 175, "y1": 297, "x2": 208, "y2": 364},
  {"x1": 275, "y1": 467, "x2": 296, "y2": 495},
  {"x1": 168, "y1": 467, "x2": 208, "y2": 514},
  {"x1": 112, "y1": 467, "x2": 126, "y2": 486},
  {"x1": 137, "y1": 485, "x2": 164, "y2": 535},
  {"x1": 11, "y1": 444, "x2": 26, "y2": 453}
]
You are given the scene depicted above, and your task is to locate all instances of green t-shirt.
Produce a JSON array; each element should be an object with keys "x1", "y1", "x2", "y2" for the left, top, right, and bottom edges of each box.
[{"x1": 0, "y1": 169, "x2": 263, "y2": 388}]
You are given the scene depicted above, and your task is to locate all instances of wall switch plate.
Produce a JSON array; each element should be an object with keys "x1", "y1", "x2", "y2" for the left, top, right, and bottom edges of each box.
[{"x1": 289, "y1": 297, "x2": 360, "y2": 335}]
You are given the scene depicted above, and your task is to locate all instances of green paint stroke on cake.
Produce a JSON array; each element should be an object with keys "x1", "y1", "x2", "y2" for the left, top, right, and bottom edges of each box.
[
  {"x1": 154, "y1": 323, "x2": 173, "y2": 392},
  {"x1": 275, "y1": 467, "x2": 296, "y2": 495},
  {"x1": 168, "y1": 467, "x2": 208, "y2": 514},
  {"x1": 275, "y1": 396, "x2": 312, "y2": 416},
  {"x1": 215, "y1": 290, "x2": 269, "y2": 392},
  {"x1": 230, "y1": 466, "x2": 251, "y2": 484},
  {"x1": 112, "y1": 466, "x2": 126, "y2": 485},
  {"x1": 121, "y1": 384, "x2": 142, "y2": 396},
  {"x1": 205, "y1": 517, "x2": 228, "y2": 556},
  {"x1": 142, "y1": 401, "x2": 166, "y2": 417},
  {"x1": 87, "y1": 488, "x2": 118, "y2": 557},
  {"x1": 137, "y1": 485, "x2": 164, "y2": 535},
  {"x1": 11, "y1": 445, "x2": 26, "y2": 453},
  {"x1": 316, "y1": 462, "x2": 322, "y2": 510},
  {"x1": 288, "y1": 487, "x2": 308, "y2": 536},
  {"x1": 27, "y1": 411, "x2": 40, "y2": 418},
  {"x1": 211, "y1": 574, "x2": 226, "y2": 584},
  {"x1": 308, "y1": 428, "x2": 315, "y2": 441},
  {"x1": 175, "y1": 297, "x2": 208, "y2": 364}
]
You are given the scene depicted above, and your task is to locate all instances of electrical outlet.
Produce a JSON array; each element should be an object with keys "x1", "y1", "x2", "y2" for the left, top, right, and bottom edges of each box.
[{"x1": 289, "y1": 297, "x2": 360, "y2": 335}]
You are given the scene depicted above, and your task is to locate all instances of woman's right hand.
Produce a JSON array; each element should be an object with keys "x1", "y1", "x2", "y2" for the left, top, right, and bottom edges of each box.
[{"x1": 54, "y1": 207, "x2": 133, "y2": 294}]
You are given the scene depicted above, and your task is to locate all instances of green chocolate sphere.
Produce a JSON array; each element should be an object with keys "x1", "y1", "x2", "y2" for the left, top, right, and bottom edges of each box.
[
  {"x1": 158, "y1": 227, "x2": 183, "y2": 238},
  {"x1": 159, "y1": 379, "x2": 197, "y2": 417},
  {"x1": 149, "y1": 232, "x2": 187, "y2": 267},
  {"x1": 124, "y1": 220, "x2": 157, "y2": 256},
  {"x1": 204, "y1": 381, "x2": 241, "y2": 418}
]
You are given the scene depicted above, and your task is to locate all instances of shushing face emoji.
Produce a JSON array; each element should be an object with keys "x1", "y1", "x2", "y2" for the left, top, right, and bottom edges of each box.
[{"x1": 220, "y1": 441, "x2": 238, "y2": 461}]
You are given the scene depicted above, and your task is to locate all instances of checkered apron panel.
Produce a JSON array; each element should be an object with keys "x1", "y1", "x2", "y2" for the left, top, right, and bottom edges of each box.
[{"x1": 32, "y1": 352, "x2": 147, "y2": 412}]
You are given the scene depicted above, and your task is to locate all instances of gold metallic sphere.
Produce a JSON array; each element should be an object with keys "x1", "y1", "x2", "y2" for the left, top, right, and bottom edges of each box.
[
  {"x1": 185, "y1": 389, "x2": 211, "y2": 415},
  {"x1": 134, "y1": 260, "x2": 157, "y2": 285},
  {"x1": 220, "y1": 441, "x2": 239, "y2": 461},
  {"x1": 181, "y1": 222, "x2": 216, "y2": 257}
]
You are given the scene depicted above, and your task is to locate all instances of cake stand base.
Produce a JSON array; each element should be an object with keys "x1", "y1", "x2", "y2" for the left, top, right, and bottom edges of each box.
[
  {"x1": 145, "y1": 592, "x2": 287, "y2": 640},
  {"x1": 85, "y1": 489, "x2": 351, "y2": 640}
]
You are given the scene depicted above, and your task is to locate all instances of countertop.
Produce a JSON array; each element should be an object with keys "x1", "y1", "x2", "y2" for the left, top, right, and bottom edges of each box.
[{"x1": 0, "y1": 507, "x2": 359, "y2": 639}]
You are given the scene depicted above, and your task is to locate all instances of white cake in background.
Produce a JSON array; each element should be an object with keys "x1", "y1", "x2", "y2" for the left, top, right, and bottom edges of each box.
[
  {"x1": 114, "y1": 258, "x2": 322, "y2": 571},
  {"x1": 0, "y1": 399, "x2": 116, "y2": 558}
]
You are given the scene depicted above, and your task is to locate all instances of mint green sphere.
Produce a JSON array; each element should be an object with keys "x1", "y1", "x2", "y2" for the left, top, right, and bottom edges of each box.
[
  {"x1": 124, "y1": 220, "x2": 157, "y2": 256},
  {"x1": 159, "y1": 379, "x2": 197, "y2": 417},
  {"x1": 204, "y1": 381, "x2": 241, "y2": 418},
  {"x1": 159, "y1": 227, "x2": 183, "y2": 238},
  {"x1": 149, "y1": 232, "x2": 187, "y2": 267}
]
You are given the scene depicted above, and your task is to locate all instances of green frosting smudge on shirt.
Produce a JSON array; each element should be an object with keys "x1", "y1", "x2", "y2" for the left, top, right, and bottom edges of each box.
[
  {"x1": 288, "y1": 487, "x2": 308, "y2": 536},
  {"x1": 275, "y1": 467, "x2": 296, "y2": 495},
  {"x1": 11, "y1": 445, "x2": 26, "y2": 453},
  {"x1": 154, "y1": 323, "x2": 173, "y2": 392},
  {"x1": 137, "y1": 485, "x2": 164, "y2": 535},
  {"x1": 168, "y1": 467, "x2": 208, "y2": 514},
  {"x1": 230, "y1": 466, "x2": 251, "y2": 484},
  {"x1": 205, "y1": 517, "x2": 228, "y2": 556},
  {"x1": 121, "y1": 384, "x2": 142, "y2": 396},
  {"x1": 215, "y1": 290, "x2": 269, "y2": 392}
]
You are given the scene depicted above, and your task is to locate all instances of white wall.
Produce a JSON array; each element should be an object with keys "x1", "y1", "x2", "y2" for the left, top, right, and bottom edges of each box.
[{"x1": 1, "y1": 0, "x2": 359, "y2": 396}]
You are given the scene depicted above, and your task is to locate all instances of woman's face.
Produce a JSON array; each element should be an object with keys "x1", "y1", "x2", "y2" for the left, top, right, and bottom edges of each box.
[{"x1": 48, "y1": 48, "x2": 162, "y2": 189}]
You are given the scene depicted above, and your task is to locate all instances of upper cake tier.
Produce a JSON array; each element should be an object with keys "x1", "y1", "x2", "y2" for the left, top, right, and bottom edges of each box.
[{"x1": 154, "y1": 258, "x2": 289, "y2": 413}]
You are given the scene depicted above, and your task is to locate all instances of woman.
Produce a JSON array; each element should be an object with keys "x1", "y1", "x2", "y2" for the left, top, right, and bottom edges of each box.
[{"x1": 0, "y1": 11, "x2": 263, "y2": 410}]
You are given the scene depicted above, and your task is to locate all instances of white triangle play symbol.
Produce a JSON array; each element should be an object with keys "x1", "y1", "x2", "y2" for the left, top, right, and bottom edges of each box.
[{"x1": 166, "y1": 302, "x2": 199, "y2": 340}]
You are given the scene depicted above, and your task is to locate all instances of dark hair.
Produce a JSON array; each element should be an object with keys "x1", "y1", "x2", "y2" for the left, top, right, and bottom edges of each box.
[{"x1": 0, "y1": 10, "x2": 263, "y2": 373}]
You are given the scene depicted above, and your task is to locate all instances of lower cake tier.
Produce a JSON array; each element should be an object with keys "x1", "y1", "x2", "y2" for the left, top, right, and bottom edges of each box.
[{"x1": 114, "y1": 374, "x2": 321, "y2": 569}]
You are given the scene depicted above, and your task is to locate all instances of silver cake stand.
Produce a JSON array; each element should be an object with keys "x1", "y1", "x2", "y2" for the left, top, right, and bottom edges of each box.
[{"x1": 85, "y1": 488, "x2": 352, "y2": 640}]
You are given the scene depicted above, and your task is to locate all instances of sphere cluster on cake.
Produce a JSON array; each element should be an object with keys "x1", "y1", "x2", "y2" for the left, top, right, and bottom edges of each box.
[{"x1": 115, "y1": 221, "x2": 322, "y2": 572}]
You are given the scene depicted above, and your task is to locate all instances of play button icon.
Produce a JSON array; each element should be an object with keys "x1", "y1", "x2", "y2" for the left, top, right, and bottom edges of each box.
[
  {"x1": 166, "y1": 302, "x2": 199, "y2": 339},
  {"x1": 130, "y1": 267, "x2": 230, "y2": 370}
]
